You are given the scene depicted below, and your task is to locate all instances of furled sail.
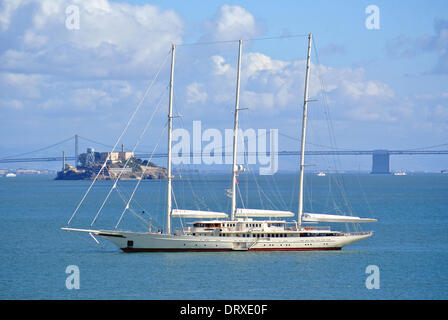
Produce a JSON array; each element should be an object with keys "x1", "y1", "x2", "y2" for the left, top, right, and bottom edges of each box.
[
  {"x1": 302, "y1": 213, "x2": 377, "y2": 223},
  {"x1": 171, "y1": 209, "x2": 228, "y2": 219},
  {"x1": 236, "y1": 208, "x2": 295, "y2": 217}
]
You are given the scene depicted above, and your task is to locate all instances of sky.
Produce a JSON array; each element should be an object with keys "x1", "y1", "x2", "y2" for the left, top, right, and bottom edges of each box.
[{"x1": 0, "y1": 0, "x2": 447, "y2": 172}]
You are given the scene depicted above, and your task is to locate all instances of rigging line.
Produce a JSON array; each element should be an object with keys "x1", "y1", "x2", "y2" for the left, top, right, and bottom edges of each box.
[
  {"x1": 249, "y1": 165, "x2": 280, "y2": 210},
  {"x1": 249, "y1": 165, "x2": 266, "y2": 209},
  {"x1": 91, "y1": 88, "x2": 167, "y2": 227},
  {"x1": 67, "y1": 50, "x2": 171, "y2": 226},
  {"x1": 171, "y1": 96, "x2": 212, "y2": 212},
  {"x1": 401, "y1": 142, "x2": 448, "y2": 151},
  {"x1": 116, "y1": 184, "x2": 161, "y2": 229},
  {"x1": 288, "y1": 171, "x2": 299, "y2": 211},
  {"x1": 68, "y1": 228, "x2": 106, "y2": 249},
  {"x1": 355, "y1": 169, "x2": 375, "y2": 219},
  {"x1": 244, "y1": 111, "x2": 289, "y2": 211},
  {"x1": 0, "y1": 136, "x2": 75, "y2": 160},
  {"x1": 175, "y1": 104, "x2": 219, "y2": 212},
  {"x1": 240, "y1": 111, "x2": 285, "y2": 211},
  {"x1": 269, "y1": 173, "x2": 289, "y2": 210},
  {"x1": 114, "y1": 121, "x2": 168, "y2": 230},
  {"x1": 171, "y1": 99, "x2": 201, "y2": 211},
  {"x1": 177, "y1": 33, "x2": 308, "y2": 47},
  {"x1": 114, "y1": 186, "x2": 149, "y2": 228},
  {"x1": 172, "y1": 185, "x2": 179, "y2": 209},
  {"x1": 236, "y1": 180, "x2": 246, "y2": 209},
  {"x1": 313, "y1": 36, "x2": 354, "y2": 218}
]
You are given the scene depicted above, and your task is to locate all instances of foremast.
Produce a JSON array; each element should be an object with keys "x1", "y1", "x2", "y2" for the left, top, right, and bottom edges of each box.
[
  {"x1": 166, "y1": 44, "x2": 176, "y2": 234},
  {"x1": 298, "y1": 33, "x2": 313, "y2": 227},
  {"x1": 230, "y1": 40, "x2": 243, "y2": 221}
]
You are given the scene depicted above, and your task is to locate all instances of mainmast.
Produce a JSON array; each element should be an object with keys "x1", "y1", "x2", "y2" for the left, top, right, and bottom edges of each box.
[
  {"x1": 297, "y1": 33, "x2": 312, "y2": 227},
  {"x1": 166, "y1": 44, "x2": 176, "y2": 234},
  {"x1": 230, "y1": 40, "x2": 243, "y2": 221}
]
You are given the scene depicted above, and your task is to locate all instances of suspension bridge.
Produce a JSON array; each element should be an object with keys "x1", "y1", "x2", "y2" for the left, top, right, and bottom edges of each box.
[{"x1": 1, "y1": 135, "x2": 447, "y2": 174}]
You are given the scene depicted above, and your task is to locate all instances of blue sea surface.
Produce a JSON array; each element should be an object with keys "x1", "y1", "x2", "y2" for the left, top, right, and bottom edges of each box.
[{"x1": 0, "y1": 173, "x2": 447, "y2": 299}]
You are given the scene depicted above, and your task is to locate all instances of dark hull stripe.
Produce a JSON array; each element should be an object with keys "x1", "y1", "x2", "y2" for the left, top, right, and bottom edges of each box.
[
  {"x1": 122, "y1": 248, "x2": 233, "y2": 252},
  {"x1": 248, "y1": 247, "x2": 341, "y2": 251},
  {"x1": 121, "y1": 247, "x2": 342, "y2": 252}
]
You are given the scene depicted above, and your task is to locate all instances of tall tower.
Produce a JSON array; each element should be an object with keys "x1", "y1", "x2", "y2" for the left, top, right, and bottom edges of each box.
[
  {"x1": 74, "y1": 134, "x2": 79, "y2": 168},
  {"x1": 371, "y1": 150, "x2": 390, "y2": 174}
]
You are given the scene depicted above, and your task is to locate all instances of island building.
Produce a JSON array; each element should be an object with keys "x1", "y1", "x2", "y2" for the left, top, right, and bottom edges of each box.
[{"x1": 78, "y1": 145, "x2": 134, "y2": 167}]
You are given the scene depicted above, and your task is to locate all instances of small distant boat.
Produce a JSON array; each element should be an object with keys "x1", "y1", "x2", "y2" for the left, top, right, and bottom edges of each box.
[
  {"x1": 441, "y1": 169, "x2": 448, "y2": 174},
  {"x1": 317, "y1": 172, "x2": 326, "y2": 176},
  {"x1": 393, "y1": 172, "x2": 406, "y2": 176},
  {"x1": 5, "y1": 173, "x2": 16, "y2": 177}
]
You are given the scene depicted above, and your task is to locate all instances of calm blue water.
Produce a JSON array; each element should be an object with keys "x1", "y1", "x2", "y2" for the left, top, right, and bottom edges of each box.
[{"x1": 0, "y1": 173, "x2": 447, "y2": 300}]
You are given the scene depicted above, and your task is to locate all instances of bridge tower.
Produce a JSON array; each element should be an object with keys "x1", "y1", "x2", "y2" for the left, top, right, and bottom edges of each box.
[
  {"x1": 371, "y1": 150, "x2": 390, "y2": 174},
  {"x1": 74, "y1": 134, "x2": 79, "y2": 169}
]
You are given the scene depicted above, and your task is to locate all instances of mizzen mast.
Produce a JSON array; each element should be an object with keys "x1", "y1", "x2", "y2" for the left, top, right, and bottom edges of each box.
[{"x1": 297, "y1": 33, "x2": 312, "y2": 227}]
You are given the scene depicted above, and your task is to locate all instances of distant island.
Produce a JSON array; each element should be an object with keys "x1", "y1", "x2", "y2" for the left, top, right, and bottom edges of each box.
[{"x1": 55, "y1": 147, "x2": 167, "y2": 180}]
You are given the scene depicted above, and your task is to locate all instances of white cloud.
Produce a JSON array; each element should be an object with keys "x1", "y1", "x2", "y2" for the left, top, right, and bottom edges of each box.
[
  {"x1": 0, "y1": 99, "x2": 24, "y2": 110},
  {"x1": 71, "y1": 87, "x2": 114, "y2": 111},
  {"x1": 203, "y1": 5, "x2": 259, "y2": 41},
  {"x1": 386, "y1": 18, "x2": 448, "y2": 74},
  {"x1": 241, "y1": 90, "x2": 275, "y2": 110},
  {"x1": 186, "y1": 82, "x2": 208, "y2": 105},
  {"x1": 1, "y1": 2, "x2": 446, "y2": 157},
  {"x1": 0, "y1": 0, "x2": 184, "y2": 77},
  {"x1": 243, "y1": 52, "x2": 290, "y2": 79},
  {"x1": 0, "y1": 72, "x2": 43, "y2": 99},
  {"x1": 0, "y1": 0, "x2": 26, "y2": 31},
  {"x1": 211, "y1": 55, "x2": 232, "y2": 75}
]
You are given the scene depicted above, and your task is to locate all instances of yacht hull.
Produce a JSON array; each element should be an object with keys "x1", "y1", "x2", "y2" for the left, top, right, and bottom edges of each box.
[{"x1": 96, "y1": 231, "x2": 373, "y2": 252}]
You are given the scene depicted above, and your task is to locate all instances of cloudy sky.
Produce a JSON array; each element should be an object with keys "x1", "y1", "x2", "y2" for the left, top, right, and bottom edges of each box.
[{"x1": 1, "y1": 0, "x2": 447, "y2": 172}]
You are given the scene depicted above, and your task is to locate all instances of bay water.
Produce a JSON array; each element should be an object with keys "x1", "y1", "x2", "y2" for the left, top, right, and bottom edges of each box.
[{"x1": 0, "y1": 173, "x2": 447, "y2": 299}]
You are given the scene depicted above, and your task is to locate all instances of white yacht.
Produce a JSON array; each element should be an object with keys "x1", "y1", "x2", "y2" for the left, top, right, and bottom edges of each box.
[{"x1": 63, "y1": 34, "x2": 376, "y2": 252}]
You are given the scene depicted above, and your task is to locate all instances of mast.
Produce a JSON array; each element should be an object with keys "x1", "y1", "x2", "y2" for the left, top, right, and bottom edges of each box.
[
  {"x1": 230, "y1": 40, "x2": 243, "y2": 221},
  {"x1": 166, "y1": 44, "x2": 176, "y2": 234},
  {"x1": 298, "y1": 33, "x2": 312, "y2": 227}
]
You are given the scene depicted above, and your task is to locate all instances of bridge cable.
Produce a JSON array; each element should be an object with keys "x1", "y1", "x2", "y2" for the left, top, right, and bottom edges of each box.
[{"x1": 0, "y1": 136, "x2": 75, "y2": 160}]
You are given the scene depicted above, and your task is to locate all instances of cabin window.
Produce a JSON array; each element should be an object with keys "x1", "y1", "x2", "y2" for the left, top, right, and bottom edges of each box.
[{"x1": 127, "y1": 240, "x2": 133, "y2": 248}]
